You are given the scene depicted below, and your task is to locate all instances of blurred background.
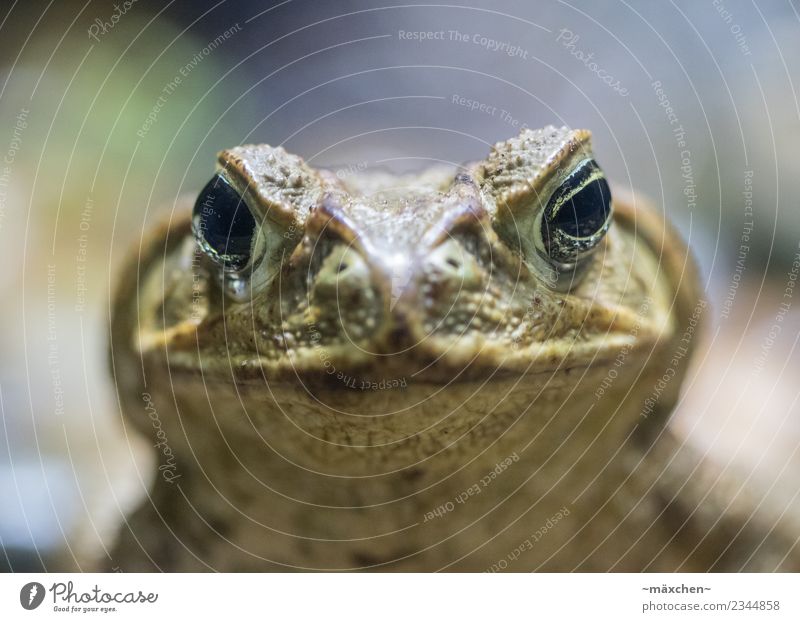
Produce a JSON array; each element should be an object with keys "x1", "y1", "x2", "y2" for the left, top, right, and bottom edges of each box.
[{"x1": 1, "y1": 0, "x2": 798, "y2": 570}]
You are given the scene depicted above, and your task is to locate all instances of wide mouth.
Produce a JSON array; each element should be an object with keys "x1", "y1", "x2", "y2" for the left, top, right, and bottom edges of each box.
[{"x1": 163, "y1": 323, "x2": 652, "y2": 391}]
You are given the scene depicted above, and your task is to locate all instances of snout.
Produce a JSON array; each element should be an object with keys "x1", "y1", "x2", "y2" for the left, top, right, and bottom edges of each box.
[{"x1": 294, "y1": 180, "x2": 508, "y2": 358}]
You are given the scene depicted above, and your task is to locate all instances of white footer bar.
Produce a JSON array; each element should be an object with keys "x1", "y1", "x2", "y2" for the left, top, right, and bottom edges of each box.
[{"x1": 1, "y1": 573, "x2": 797, "y2": 621}]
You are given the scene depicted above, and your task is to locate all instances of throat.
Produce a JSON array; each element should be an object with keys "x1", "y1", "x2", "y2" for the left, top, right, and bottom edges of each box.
[{"x1": 139, "y1": 363, "x2": 657, "y2": 570}]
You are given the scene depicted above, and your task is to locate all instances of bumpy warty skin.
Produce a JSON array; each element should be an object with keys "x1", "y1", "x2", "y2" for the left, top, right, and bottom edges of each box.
[{"x1": 108, "y1": 127, "x2": 799, "y2": 571}]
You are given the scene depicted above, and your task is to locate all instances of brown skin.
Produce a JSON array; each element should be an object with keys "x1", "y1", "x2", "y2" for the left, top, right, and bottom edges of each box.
[{"x1": 108, "y1": 127, "x2": 798, "y2": 571}]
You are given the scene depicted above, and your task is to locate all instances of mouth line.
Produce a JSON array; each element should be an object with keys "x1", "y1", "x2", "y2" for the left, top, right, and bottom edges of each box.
[{"x1": 164, "y1": 341, "x2": 623, "y2": 390}]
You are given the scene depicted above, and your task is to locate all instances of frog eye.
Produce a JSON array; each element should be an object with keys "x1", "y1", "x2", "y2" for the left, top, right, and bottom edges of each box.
[
  {"x1": 539, "y1": 159, "x2": 612, "y2": 265},
  {"x1": 192, "y1": 173, "x2": 257, "y2": 271}
]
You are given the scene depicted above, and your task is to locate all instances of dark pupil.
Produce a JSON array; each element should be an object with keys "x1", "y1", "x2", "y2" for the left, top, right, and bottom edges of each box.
[
  {"x1": 547, "y1": 163, "x2": 611, "y2": 238},
  {"x1": 192, "y1": 174, "x2": 255, "y2": 270}
]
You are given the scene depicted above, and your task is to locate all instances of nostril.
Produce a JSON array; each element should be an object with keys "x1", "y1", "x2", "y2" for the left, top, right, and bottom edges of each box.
[
  {"x1": 427, "y1": 241, "x2": 483, "y2": 289},
  {"x1": 312, "y1": 245, "x2": 371, "y2": 298}
]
